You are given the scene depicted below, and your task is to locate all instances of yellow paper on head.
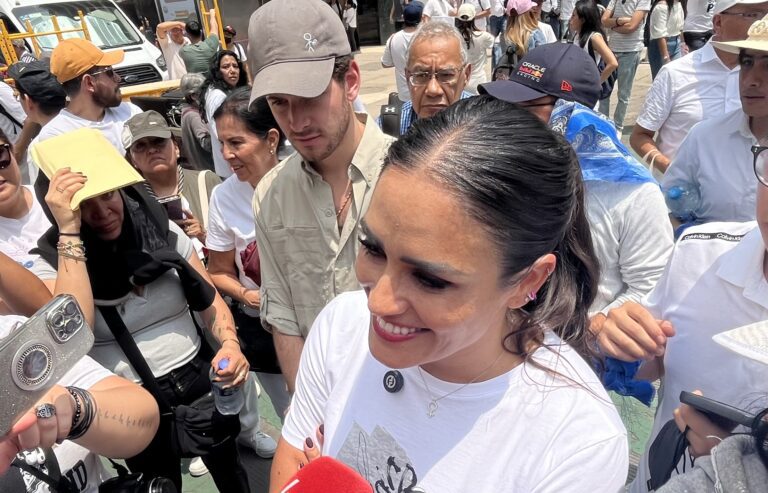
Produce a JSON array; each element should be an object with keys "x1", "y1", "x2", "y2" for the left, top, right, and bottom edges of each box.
[{"x1": 30, "y1": 128, "x2": 144, "y2": 209}]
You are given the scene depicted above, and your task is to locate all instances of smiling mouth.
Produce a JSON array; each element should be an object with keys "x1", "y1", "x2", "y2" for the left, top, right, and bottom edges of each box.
[{"x1": 374, "y1": 316, "x2": 427, "y2": 336}]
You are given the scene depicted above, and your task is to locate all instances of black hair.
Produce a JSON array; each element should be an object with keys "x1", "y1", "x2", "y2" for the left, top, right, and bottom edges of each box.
[
  {"x1": 185, "y1": 20, "x2": 202, "y2": 38},
  {"x1": 384, "y1": 96, "x2": 599, "y2": 364},
  {"x1": 16, "y1": 88, "x2": 65, "y2": 117},
  {"x1": 61, "y1": 76, "x2": 82, "y2": 98},
  {"x1": 213, "y1": 86, "x2": 285, "y2": 154},
  {"x1": 198, "y1": 50, "x2": 249, "y2": 123},
  {"x1": 574, "y1": 0, "x2": 607, "y2": 48},
  {"x1": 455, "y1": 18, "x2": 479, "y2": 50}
]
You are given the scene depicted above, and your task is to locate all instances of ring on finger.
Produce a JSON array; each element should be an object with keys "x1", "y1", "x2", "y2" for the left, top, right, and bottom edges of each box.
[{"x1": 35, "y1": 403, "x2": 57, "y2": 419}]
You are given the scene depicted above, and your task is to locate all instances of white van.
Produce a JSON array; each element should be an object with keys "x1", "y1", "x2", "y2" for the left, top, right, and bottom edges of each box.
[{"x1": 0, "y1": 0, "x2": 169, "y2": 84}]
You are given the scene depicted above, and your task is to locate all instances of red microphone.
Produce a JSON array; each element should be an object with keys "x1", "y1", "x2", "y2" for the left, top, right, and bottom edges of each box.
[{"x1": 279, "y1": 457, "x2": 373, "y2": 493}]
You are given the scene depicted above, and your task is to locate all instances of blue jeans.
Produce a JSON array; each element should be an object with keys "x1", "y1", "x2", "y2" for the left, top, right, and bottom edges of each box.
[
  {"x1": 648, "y1": 36, "x2": 682, "y2": 79},
  {"x1": 489, "y1": 15, "x2": 505, "y2": 37},
  {"x1": 598, "y1": 50, "x2": 642, "y2": 132}
]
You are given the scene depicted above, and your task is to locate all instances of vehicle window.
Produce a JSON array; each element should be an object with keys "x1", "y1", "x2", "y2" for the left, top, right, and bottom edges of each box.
[{"x1": 13, "y1": 1, "x2": 141, "y2": 50}]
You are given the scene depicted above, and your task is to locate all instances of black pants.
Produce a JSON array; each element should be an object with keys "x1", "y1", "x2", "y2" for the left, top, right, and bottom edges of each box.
[
  {"x1": 125, "y1": 351, "x2": 250, "y2": 492},
  {"x1": 347, "y1": 27, "x2": 359, "y2": 52},
  {"x1": 683, "y1": 30, "x2": 712, "y2": 52},
  {"x1": 232, "y1": 305, "x2": 281, "y2": 374}
]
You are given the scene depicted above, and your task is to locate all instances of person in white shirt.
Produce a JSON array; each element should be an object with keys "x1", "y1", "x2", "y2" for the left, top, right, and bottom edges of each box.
[
  {"x1": 489, "y1": 0, "x2": 507, "y2": 35},
  {"x1": 599, "y1": 0, "x2": 652, "y2": 132},
  {"x1": 683, "y1": 0, "x2": 716, "y2": 51},
  {"x1": 647, "y1": 0, "x2": 685, "y2": 78},
  {"x1": 155, "y1": 20, "x2": 190, "y2": 80},
  {"x1": 0, "y1": 81, "x2": 27, "y2": 147},
  {"x1": 462, "y1": 0, "x2": 492, "y2": 30},
  {"x1": 540, "y1": 0, "x2": 563, "y2": 38},
  {"x1": 631, "y1": 0, "x2": 768, "y2": 174},
  {"x1": 559, "y1": 0, "x2": 577, "y2": 38},
  {"x1": 269, "y1": 96, "x2": 627, "y2": 493},
  {"x1": 382, "y1": 3, "x2": 423, "y2": 102},
  {"x1": 455, "y1": 4, "x2": 496, "y2": 92},
  {"x1": 343, "y1": 0, "x2": 360, "y2": 52},
  {"x1": 422, "y1": 0, "x2": 458, "y2": 23},
  {"x1": 532, "y1": 0, "x2": 560, "y2": 41}
]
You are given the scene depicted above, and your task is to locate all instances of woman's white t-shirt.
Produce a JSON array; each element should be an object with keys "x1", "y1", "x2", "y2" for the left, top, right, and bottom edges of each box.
[
  {"x1": 0, "y1": 316, "x2": 113, "y2": 493},
  {"x1": 650, "y1": 1, "x2": 684, "y2": 40},
  {"x1": 284, "y1": 291, "x2": 629, "y2": 492},
  {"x1": 0, "y1": 186, "x2": 51, "y2": 271},
  {"x1": 465, "y1": 31, "x2": 495, "y2": 94}
]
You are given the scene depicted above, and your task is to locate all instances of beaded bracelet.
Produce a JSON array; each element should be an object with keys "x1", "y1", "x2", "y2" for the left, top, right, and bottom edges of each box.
[
  {"x1": 57, "y1": 241, "x2": 87, "y2": 262},
  {"x1": 66, "y1": 386, "x2": 96, "y2": 440}
]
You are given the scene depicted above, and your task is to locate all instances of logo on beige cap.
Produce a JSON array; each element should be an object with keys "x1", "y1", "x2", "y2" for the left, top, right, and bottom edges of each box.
[{"x1": 303, "y1": 33, "x2": 318, "y2": 52}]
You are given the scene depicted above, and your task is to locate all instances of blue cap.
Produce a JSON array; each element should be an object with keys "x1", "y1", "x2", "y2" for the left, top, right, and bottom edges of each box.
[
  {"x1": 403, "y1": 2, "x2": 424, "y2": 26},
  {"x1": 479, "y1": 43, "x2": 601, "y2": 108}
]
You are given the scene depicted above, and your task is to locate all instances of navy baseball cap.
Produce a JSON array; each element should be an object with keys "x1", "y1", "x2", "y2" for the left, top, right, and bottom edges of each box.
[
  {"x1": 7, "y1": 60, "x2": 66, "y2": 107},
  {"x1": 403, "y1": 2, "x2": 424, "y2": 25},
  {"x1": 479, "y1": 43, "x2": 601, "y2": 108}
]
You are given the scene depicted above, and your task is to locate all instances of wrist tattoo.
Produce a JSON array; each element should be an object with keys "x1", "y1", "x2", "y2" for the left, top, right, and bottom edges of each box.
[{"x1": 98, "y1": 409, "x2": 155, "y2": 430}]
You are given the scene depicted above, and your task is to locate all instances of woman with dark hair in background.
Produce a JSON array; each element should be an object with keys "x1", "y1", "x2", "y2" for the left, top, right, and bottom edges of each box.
[
  {"x1": 570, "y1": 0, "x2": 618, "y2": 84},
  {"x1": 268, "y1": 96, "x2": 627, "y2": 492},
  {"x1": 456, "y1": 3, "x2": 495, "y2": 93},
  {"x1": 207, "y1": 87, "x2": 291, "y2": 438},
  {"x1": 647, "y1": 0, "x2": 685, "y2": 78},
  {"x1": 199, "y1": 49, "x2": 249, "y2": 179}
]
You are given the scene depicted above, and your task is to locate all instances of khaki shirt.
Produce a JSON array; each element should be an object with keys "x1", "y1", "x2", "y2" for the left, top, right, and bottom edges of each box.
[{"x1": 253, "y1": 114, "x2": 394, "y2": 338}]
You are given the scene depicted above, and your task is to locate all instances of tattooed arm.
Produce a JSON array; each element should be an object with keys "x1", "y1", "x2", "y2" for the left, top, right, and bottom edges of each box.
[
  {"x1": 187, "y1": 251, "x2": 250, "y2": 386},
  {"x1": 0, "y1": 376, "x2": 159, "y2": 473}
]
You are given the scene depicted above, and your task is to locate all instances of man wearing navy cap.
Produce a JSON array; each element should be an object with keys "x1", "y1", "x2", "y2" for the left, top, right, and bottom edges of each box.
[
  {"x1": 481, "y1": 43, "x2": 674, "y2": 350},
  {"x1": 382, "y1": 2, "x2": 424, "y2": 103}
]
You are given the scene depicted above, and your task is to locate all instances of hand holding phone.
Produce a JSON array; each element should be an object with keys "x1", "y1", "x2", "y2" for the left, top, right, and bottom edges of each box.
[
  {"x1": 158, "y1": 196, "x2": 184, "y2": 221},
  {"x1": 676, "y1": 391, "x2": 756, "y2": 458}
]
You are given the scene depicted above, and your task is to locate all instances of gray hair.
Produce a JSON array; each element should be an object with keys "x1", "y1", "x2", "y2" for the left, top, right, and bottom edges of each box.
[{"x1": 406, "y1": 21, "x2": 468, "y2": 67}]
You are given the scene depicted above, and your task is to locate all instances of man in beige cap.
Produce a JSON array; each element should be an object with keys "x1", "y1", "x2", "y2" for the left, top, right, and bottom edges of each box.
[
  {"x1": 38, "y1": 38, "x2": 141, "y2": 153},
  {"x1": 249, "y1": 0, "x2": 394, "y2": 394}
]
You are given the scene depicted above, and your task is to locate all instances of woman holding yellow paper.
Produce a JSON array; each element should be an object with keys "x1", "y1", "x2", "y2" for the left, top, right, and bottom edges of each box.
[{"x1": 30, "y1": 166, "x2": 251, "y2": 493}]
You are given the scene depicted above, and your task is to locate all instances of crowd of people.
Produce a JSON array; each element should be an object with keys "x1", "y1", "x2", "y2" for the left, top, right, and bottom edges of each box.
[{"x1": 0, "y1": 0, "x2": 767, "y2": 492}]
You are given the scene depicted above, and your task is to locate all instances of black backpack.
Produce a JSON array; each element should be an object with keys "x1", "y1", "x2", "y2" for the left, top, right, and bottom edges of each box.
[
  {"x1": 492, "y1": 43, "x2": 520, "y2": 81},
  {"x1": 379, "y1": 91, "x2": 403, "y2": 138},
  {"x1": 643, "y1": 0, "x2": 665, "y2": 47}
]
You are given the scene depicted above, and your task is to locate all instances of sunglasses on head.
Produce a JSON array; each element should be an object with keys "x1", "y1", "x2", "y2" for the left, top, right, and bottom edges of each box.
[{"x1": 0, "y1": 143, "x2": 12, "y2": 169}]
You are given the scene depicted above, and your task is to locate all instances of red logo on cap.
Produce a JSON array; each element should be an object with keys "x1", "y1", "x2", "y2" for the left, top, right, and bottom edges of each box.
[{"x1": 561, "y1": 80, "x2": 573, "y2": 92}]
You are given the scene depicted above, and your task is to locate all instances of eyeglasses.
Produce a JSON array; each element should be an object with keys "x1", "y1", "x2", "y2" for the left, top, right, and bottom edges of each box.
[
  {"x1": 89, "y1": 67, "x2": 119, "y2": 81},
  {"x1": 0, "y1": 144, "x2": 12, "y2": 169},
  {"x1": 408, "y1": 68, "x2": 464, "y2": 86},
  {"x1": 720, "y1": 11, "x2": 768, "y2": 20},
  {"x1": 751, "y1": 145, "x2": 768, "y2": 187}
]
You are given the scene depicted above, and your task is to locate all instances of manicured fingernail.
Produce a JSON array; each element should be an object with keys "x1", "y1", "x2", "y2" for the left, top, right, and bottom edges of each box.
[
  {"x1": 319, "y1": 424, "x2": 324, "y2": 435},
  {"x1": 305, "y1": 437, "x2": 313, "y2": 448}
]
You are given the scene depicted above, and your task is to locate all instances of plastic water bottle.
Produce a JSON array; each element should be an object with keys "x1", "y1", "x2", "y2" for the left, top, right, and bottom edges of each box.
[
  {"x1": 663, "y1": 184, "x2": 701, "y2": 223},
  {"x1": 210, "y1": 358, "x2": 244, "y2": 415}
]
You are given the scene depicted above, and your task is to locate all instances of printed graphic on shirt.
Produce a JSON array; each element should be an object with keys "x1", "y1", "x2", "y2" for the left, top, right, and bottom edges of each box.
[
  {"x1": 679, "y1": 231, "x2": 746, "y2": 243},
  {"x1": 336, "y1": 423, "x2": 426, "y2": 493},
  {"x1": 2, "y1": 447, "x2": 87, "y2": 492}
]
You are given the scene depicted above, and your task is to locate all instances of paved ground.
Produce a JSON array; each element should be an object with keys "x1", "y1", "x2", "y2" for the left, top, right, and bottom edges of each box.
[{"x1": 175, "y1": 44, "x2": 657, "y2": 492}]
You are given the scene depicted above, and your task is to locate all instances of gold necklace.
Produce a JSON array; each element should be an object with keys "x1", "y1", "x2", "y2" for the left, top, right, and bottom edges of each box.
[
  {"x1": 417, "y1": 351, "x2": 506, "y2": 418},
  {"x1": 336, "y1": 180, "x2": 353, "y2": 219}
]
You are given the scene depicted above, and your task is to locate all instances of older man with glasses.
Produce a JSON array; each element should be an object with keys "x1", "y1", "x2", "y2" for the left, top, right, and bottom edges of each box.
[
  {"x1": 660, "y1": 13, "x2": 768, "y2": 227},
  {"x1": 380, "y1": 22, "x2": 473, "y2": 136}
]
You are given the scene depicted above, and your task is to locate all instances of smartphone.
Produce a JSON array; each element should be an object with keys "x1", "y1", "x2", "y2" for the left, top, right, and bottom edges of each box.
[
  {"x1": 0, "y1": 295, "x2": 94, "y2": 435},
  {"x1": 679, "y1": 391, "x2": 756, "y2": 431},
  {"x1": 158, "y1": 195, "x2": 184, "y2": 221}
]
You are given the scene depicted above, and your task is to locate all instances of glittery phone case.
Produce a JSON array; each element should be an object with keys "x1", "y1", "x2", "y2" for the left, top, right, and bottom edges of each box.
[{"x1": 0, "y1": 294, "x2": 94, "y2": 436}]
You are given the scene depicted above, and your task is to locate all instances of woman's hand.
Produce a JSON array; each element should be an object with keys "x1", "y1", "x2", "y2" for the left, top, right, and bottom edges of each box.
[
  {"x1": 0, "y1": 386, "x2": 73, "y2": 475},
  {"x1": 595, "y1": 302, "x2": 676, "y2": 361},
  {"x1": 176, "y1": 209, "x2": 206, "y2": 242},
  {"x1": 301, "y1": 425, "x2": 325, "y2": 467},
  {"x1": 211, "y1": 343, "x2": 250, "y2": 388},
  {"x1": 674, "y1": 390, "x2": 731, "y2": 458},
  {"x1": 45, "y1": 169, "x2": 87, "y2": 233}
]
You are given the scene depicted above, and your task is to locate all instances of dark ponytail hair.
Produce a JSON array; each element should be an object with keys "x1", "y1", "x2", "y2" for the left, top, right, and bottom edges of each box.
[
  {"x1": 199, "y1": 49, "x2": 249, "y2": 123},
  {"x1": 454, "y1": 18, "x2": 478, "y2": 49},
  {"x1": 574, "y1": 0, "x2": 607, "y2": 49},
  {"x1": 384, "y1": 96, "x2": 599, "y2": 364},
  {"x1": 213, "y1": 86, "x2": 285, "y2": 154}
]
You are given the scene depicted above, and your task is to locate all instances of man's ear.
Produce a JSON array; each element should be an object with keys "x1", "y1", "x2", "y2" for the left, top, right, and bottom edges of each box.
[{"x1": 344, "y1": 59, "x2": 362, "y2": 102}]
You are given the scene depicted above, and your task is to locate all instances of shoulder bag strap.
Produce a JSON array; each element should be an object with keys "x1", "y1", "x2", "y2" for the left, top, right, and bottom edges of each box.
[
  {"x1": 0, "y1": 103, "x2": 23, "y2": 134},
  {"x1": 197, "y1": 171, "x2": 210, "y2": 230},
  {"x1": 99, "y1": 306, "x2": 173, "y2": 413},
  {"x1": 11, "y1": 455, "x2": 76, "y2": 493}
]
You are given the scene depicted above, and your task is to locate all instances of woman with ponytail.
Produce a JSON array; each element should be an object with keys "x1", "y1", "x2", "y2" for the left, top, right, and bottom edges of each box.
[{"x1": 267, "y1": 96, "x2": 628, "y2": 493}]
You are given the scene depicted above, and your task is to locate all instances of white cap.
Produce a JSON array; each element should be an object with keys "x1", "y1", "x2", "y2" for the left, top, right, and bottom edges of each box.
[
  {"x1": 715, "y1": 0, "x2": 768, "y2": 15},
  {"x1": 457, "y1": 3, "x2": 476, "y2": 20},
  {"x1": 713, "y1": 320, "x2": 768, "y2": 366}
]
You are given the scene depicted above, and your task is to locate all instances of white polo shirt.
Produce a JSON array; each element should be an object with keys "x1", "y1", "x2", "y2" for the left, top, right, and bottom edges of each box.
[
  {"x1": 661, "y1": 109, "x2": 756, "y2": 223},
  {"x1": 636, "y1": 41, "x2": 741, "y2": 161},
  {"x1": 630, "y1": 222, "x2": 768, "y2": 492}
]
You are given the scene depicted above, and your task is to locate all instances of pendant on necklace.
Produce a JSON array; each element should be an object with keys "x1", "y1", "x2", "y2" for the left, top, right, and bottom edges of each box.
[{"x1": 427, "y1": 400, "x2": 438, "y2": 418}]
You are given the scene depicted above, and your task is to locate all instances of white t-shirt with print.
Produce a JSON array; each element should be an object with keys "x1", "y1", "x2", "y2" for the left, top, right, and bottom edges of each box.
[
  {"x1": 0, "y1": 186, "x2": 51, "y2": 270},
  {"x1": 684, "y1": 0, "x2": 715, "y2": 33},
  {"x1": 606, "y1": 0, "x2": 652, "y2": 52},
  {"x1": 34, "y1": 103, "x2": 142, "y2": 154},
  {"x1": 283, "y1": 291, "x2": 628, "y2": 493},
  {"x1": 0, "y1": 315, "x2": 113, "y2": 493},
  {"x1": 630, "y1": 222, "x2": 768, "y2": 492},
  {"x1": 206, "y1": 175, "x2": 258, "y2": 292}
]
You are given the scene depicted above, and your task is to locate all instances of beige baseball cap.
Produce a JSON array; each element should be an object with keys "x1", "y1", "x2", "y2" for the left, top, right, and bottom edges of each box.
[
  {"x1": 712, "y1": 13, "x2": 768, "y2": 53},
  {"x1": 248, "y1": 0, "x2": 351, "y2": 103}
]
